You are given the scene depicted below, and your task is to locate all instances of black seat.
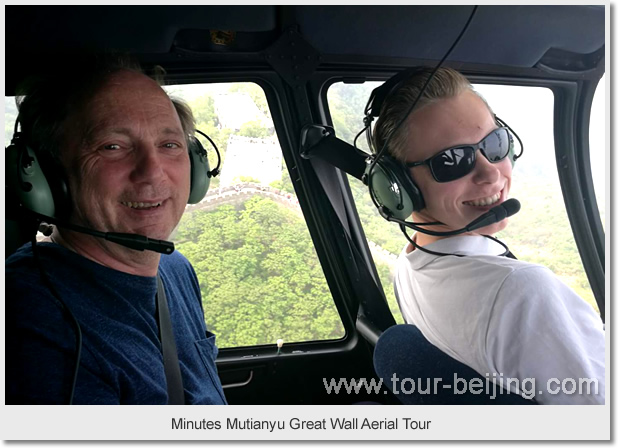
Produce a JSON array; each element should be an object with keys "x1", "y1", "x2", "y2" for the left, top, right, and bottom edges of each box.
[
  {"x1": 374, "y1": 324, "x2": 536, "y2": 405},
  {"x1": 6, "y1": 219, "x2": 33, "y2": 259}
]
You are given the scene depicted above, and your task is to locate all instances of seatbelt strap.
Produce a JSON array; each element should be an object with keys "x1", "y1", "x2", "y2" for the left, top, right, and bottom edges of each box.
[
  {"x1": 156, "y1": 274, "x2": 185, "y2": 405},
  {"x1": 307, "y1": 157, "x2": 396, "y2": 333}
]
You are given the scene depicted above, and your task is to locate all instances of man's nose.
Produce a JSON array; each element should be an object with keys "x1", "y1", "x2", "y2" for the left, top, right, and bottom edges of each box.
[
  {"x1": 130, "y1": 145, "x2": 166, "y2": 183},
  {"x1": 472, "y1": 150, "x2": 501, "y2": 184}
]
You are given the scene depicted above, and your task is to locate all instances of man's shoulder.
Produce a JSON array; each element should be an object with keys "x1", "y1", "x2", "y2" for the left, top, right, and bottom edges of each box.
[
  {"x1": 6, "y1": 241, "x2": 115, "y2": 282},
  {"x1": 158, "y1": 250, "x2": 199, "y2": 293},
  {"x1": 160, "y1": 248, "x2": 190, "y2": 264},
  {"x1": 6, "y1": 244, "x2": 73, "y2": 323},
  {"x1": 6, "y1": 242, "x2": 37, "y2": 267},
  {"x1": 6, "y1": 242, "x2": 66, "y2": 282},
  {"x1": 7, "y1": 241, "x2": 74, "y2": 264},
  {"x1": 159, "y1": 249, "x2": 193, "y2": 274}
]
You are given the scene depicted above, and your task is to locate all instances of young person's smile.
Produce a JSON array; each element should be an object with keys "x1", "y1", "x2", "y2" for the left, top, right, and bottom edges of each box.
[{"x1": 404, "y1": 90, "x2": 512, "y2": 239}]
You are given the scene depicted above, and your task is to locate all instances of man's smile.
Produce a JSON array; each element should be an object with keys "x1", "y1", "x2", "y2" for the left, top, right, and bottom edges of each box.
[{"x1": 121, "y1": 201, "x2": 163, "y2": 210}]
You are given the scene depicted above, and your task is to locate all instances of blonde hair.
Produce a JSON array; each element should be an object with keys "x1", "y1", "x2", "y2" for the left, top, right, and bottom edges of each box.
[{"x1": 373, "y1": 67, "x2": 491, "y2": 162}]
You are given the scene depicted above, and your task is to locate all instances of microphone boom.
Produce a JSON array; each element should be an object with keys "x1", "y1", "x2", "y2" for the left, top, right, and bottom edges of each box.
[
  {"x1": 387, "y1": 198, "x2": 521, "y2": 237},
  {"x1": 11, "y1": 207, "x2": 176, "y2": 255},
  {"x1": 465, "y1": 198, "x2": 521, "y2": 232}
]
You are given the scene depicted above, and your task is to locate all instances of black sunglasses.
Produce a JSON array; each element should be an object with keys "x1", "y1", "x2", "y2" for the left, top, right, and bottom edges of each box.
[{"x1": 405, "y1": 127, "x2": 513, "y2": 183}]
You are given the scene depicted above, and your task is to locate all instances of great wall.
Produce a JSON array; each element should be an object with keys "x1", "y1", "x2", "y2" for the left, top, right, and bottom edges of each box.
[{"x1": 182, "y1": 182, "x2": 398, "y2": 268}]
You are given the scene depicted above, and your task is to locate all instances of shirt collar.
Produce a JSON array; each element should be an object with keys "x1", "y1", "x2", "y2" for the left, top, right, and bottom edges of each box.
[{"x1": 401, "y1": 235, "x2": 506, "y2": 270}]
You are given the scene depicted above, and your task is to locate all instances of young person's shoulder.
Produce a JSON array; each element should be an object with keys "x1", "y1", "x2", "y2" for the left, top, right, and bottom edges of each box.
[{"x1": 495, "y1": 262, "x2": 599, "y2": 321}]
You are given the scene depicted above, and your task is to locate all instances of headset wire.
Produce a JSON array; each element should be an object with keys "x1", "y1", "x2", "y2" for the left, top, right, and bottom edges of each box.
[
  {"x1": 365, "y1": 5, "x2": 479, "y2": 213},
  {"x1": 399, "y1": 223, "x2": 511, "y2": 258}
]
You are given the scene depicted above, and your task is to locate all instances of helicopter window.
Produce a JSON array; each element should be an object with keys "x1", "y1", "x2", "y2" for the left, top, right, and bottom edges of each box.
[{"x1": 327, "y1": 81, "x2": 599, "y2": 315}]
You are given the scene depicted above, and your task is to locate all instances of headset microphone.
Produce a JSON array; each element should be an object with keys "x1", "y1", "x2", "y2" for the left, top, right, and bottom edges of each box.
[
  {"x1": 384, "y1": 198, "x2": 521, "y2": 238},
  {"x1": 17, "y1": 208, "x2": 175, "y2": 255},
  {"x1": 104, "y1": 233, "x2": 174, "y2": 254},
  {"x1": 391, "y1": 198, "x2": 521, "y2": 259},
  {"x1": 464, "y1": 198, "x2": 520, "y2": 233}
]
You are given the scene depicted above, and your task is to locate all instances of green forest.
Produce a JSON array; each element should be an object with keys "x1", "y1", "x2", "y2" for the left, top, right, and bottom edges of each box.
[
  {"x1": 167, "y1": 83, "x2": 352, "y2": 347},
  {"x1": 175, "y1": 197, "x2": 345, "y2": 347},
  {"x1": 4, "y1": 78, "x2": 602, "y2": 349},
  {"x1": 165, "y1": 82, "x2": 408, "y2": 347}
]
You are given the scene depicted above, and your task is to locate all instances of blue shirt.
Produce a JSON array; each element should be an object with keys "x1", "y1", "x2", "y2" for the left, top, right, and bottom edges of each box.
[{"x1": 6, "y1": 242, "x2": 227, "y2": 405}]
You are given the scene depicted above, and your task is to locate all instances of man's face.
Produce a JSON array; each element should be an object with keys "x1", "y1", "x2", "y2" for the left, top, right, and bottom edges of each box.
[
  {"x1": 404, "y1": 90, "x2": 512, "y2": 235},
  {"x1": 60, "y1": 70, "x2": 191, "y2": 242}
]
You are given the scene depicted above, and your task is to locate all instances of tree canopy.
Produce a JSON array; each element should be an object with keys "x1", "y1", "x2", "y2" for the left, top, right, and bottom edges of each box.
[{"x1": 176, "y1": 197, "x2": 345, "y2": 348}]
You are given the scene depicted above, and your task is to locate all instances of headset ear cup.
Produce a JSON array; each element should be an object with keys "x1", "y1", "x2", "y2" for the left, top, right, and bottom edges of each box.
[
  {"x1": 383, "y1": 156, "x2": 425, "y2": 217},
  {"x1": 366, "y1": 156, "x2": 424, "y2": 221},
  {"x1": 496, "y1": 118, "x2": 517, "y2": 168},
  {"x1": 6, "y1": 141, "x2": 70, "y2": 219},
  {"x1": 187, "y1": 136, "x2": 211, "y2": 204},
  {"x1": 36, "y1": 149, "x2": 71, "y2": 218},
  {"x1": 507, "y1": 129, "x2": 517, "y2": 168},
  {"x1": 508, "y1": 145, "x2": 516, "y2": 167}
]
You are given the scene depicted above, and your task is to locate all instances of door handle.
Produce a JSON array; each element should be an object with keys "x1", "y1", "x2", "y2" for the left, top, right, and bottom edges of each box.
[{"x1": 221, "y1": 370, "x2": 254, "y2": 389}]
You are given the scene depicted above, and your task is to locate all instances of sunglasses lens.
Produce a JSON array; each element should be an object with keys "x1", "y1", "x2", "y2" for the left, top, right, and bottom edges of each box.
[
  {"x1": 423, "y1": 128, "x2": 512, "y2": 182},
  {"x1": 481, "y1": 128, "x2": 511, "y2": 162},
  {"x1": 430, "y1": 147, "x2": 475, "y2": 182}
]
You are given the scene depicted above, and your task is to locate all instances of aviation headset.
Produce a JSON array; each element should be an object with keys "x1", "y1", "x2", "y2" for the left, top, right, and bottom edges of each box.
[
  {"x1": 6, "y1": 119, "x2": 221, "y2": 221},
  {"x1": 362, "y1": 67, "x2": 521, "y2": 222}
]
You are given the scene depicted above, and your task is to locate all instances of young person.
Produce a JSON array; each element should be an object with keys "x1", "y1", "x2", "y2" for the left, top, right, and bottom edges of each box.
[{"x1": 370, "y1": 67, "x2": 604, "y2": 404}]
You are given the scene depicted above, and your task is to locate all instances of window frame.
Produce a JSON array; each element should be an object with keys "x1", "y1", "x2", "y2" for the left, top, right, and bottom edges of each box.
[{"x1": 158, "y1": 71, "x2": 367, "y2": 360}]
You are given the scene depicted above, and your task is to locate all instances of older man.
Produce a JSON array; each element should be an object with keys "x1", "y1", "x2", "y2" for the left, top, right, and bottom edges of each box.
[{"x1": 6, "y1": 59, "x2": 227, "y2": 404}]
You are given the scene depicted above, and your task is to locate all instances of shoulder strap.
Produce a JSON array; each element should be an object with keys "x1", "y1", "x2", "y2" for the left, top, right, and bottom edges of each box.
[
  {"x1": 301, "y1": 129, "x2": 397, "y2": 339},
  {"x1": 156, "y1": 274, "x2": 185, "y2": 405}
]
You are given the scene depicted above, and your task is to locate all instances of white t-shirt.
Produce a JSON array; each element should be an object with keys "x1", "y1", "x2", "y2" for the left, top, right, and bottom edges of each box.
[{"x1": 395, "y1": 235, "x2": 605, "y2": 404}]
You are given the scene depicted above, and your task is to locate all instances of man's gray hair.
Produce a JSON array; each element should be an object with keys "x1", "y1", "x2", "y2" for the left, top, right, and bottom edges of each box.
[{"x1": 15, "y1": 54, "x2": 195, "y2": 159}]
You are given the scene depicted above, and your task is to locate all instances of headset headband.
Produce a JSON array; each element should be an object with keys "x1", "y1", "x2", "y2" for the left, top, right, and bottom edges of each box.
[{"x1": 366, "y1": 67, "x2": 428, "y2": 121}]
